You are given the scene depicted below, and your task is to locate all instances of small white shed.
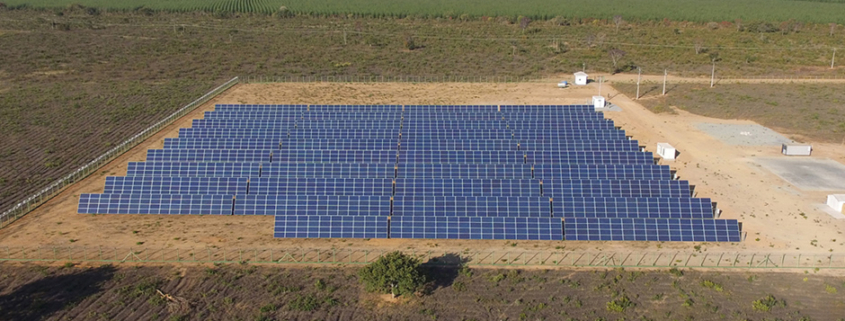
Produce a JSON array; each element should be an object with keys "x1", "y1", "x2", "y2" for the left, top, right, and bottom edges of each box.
[
  {"x1": 656, "y1": 143, "x2": 676, "y2": 160},
  {"x1": 592, "y1": 96, "x2": 606, "y2": 109},
  {"x1": 782, "y1": 144, "x2": 812, "y2": 156},
  {"x1": 574, "y1": 72, "x2": 588, "y2": 86},
  {"x1": 827, "y1": 194, "x2": 845, "y2": 213}
]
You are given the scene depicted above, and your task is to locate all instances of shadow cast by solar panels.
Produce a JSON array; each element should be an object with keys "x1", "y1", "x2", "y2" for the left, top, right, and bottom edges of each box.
[{"x1": 76, "y1": 104, "x2": 742, "y2": 243}]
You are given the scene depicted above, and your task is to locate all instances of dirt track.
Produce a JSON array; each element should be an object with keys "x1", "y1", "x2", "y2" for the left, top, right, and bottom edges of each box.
[{"x1": 1, "y1": 80, "x2": 845, "y2": 264}]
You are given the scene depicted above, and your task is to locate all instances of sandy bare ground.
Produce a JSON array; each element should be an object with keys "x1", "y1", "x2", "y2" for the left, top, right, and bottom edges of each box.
[{"x1": 2, "y1": 80, "x2": 845, "y2": 261}]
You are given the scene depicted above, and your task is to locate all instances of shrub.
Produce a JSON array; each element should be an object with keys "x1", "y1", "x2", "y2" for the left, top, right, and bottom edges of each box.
[
  {"x1": 606, "y1": 295, "x2": 634, "y2": 312},
  {"x1": 359, "y1": 251, "x2": 426, "y2": 298},
  {"x1": 752, "y1": 295, "x2": 779, "y2": 312}
]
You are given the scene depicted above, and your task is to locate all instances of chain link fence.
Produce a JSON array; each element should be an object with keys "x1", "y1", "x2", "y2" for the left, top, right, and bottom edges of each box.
[
  {"x1": 0, "y1": 77, "x2": 240, "y2": 229},
  {"x1": 2, "y1": 246, "x2": 843, "y2": 270}
]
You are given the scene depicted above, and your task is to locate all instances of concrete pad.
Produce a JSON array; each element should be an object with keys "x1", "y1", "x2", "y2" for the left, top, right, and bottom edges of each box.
[
  {"x1": 755, "y1": 157, "x2": 845, "y2": 191},
  {"x1": 816, "y1": 204, "x2": 845, "y2": 220},
  {"x1": 597, "y1": 103, "x2": 622, "y2": 112},
  {"x1": 695, "y1": 123, "x2": 793, "y2": 146}
]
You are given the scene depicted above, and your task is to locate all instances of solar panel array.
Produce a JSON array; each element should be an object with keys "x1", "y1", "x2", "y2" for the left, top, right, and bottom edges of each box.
[{"x1": 79, "y1": 104, "x2": 742, "y2": 242}]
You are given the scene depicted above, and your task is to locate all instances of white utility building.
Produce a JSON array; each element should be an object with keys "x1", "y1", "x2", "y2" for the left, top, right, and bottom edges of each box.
[
  {"x1": 592, "y1": 96, "x2": 606, "y2": 109},
  {"x1": 656, "y1": 143, "x2": 677, "y2": 160},
  {"x1": 827, "y1": 194, "x2": 845, "y2": 213},
  {"x1": 574, "y1": 72, "x2": 588, "y2": 85}
]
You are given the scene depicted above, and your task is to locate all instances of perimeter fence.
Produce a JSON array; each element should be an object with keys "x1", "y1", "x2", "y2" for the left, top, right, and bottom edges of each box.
[
  {"x1": 241, "y1": 74, "x2": 549, "y2": 84},
  {"x1": 2, "y1": 246, "x2": 843, "y2": 270},
  {"x1": 0, "y1": 77, "x2": 240, "y2": 229}
]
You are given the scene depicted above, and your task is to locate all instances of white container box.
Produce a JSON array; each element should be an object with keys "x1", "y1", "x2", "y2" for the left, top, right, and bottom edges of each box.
[
  {"x1": 827, "y1": 194, "x2": 845, "y2": 213},
  {"x1": 574, "y1": 72, "x2": 588, "y2": 85},
  {"x1": 656, "y1": 142, "x2": 676, "y2": 160},
  {"x1": 592, "y1": 96, "x2": 606, "y2": 109},
  {"x1": 782, "y1": 144, "x2": 812, "y2": 156}
]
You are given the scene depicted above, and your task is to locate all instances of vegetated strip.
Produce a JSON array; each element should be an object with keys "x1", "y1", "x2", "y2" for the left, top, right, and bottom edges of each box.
[
  {"x1": 0, "y1": 77, "x2": 240, "y2": 229},
  {"x1": 3, "y1": 0, "x2": 845, "y2": 24}
]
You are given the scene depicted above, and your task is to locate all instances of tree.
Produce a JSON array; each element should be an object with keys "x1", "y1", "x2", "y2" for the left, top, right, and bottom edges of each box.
[
  {"x1": 613, "y1": 15, "x2": 623, "y2": 33},
  {"x1": 608, "y1": 48, "x2": 626, "y2": 72},
  {"x1": 359, "y1": 252, "x2": 427, "y2": 298}
]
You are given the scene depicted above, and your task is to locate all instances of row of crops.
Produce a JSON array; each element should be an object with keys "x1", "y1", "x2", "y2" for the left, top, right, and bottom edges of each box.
[{"x1": 3, "y1": 0, "x2": 845, "y2": 23}]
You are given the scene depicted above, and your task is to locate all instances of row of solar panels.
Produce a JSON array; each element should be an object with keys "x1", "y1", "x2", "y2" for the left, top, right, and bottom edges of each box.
[
  {"x1": 177, "y1": 130, "x2": 628, "y2": 140},
  {"x1": 163, "y1": 138, "x2": 642, "y2": 151},
  {"x1": 204, "y1": 112, "x2": 606, "y2": 119},
  {"x1": 78, "y1": 194, "x2": 714, "y2": 219},
  {"x1": 144, "y1": 150, "x2": 655, "y2": 164},
  {"x1": 213, "y1": 104, "x2": 596, "y2": 112},
  {"x1": 124, "y1": 163, "x2": 674, "y2": 180},
  {"x1": 271, "y1": 216, "x2": 741, "y2": 242},
  {"x1": 203, "y1": 111, "x2": 609, "y2": 117},
  {"x1": 101, "y1": 177, "x2": 692, "y2": 197},
  {"x1": 191, "y1": 118, "x2": 616, "y2": 126}
]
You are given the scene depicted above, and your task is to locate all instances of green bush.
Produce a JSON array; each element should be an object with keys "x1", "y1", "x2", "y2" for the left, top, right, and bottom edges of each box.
[{"x1": 358, "y1": 251, "x2": 427, "y2": 298}]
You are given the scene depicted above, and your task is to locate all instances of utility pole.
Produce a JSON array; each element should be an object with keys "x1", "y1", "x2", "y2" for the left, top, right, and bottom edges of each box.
[
  {"x1": 662, "y1": 69, "x2": 667, "y2": 96},
  {"x1": 710, "y1": 61, "x2": 715, "y2": 88},
  {"x1": 833, "y1": 48, "x2": 837, "y2": 69},
  {"x1": 636, "y1": 67, "x2": 641, "y2": 100},
  {"x1": 598, "y1": 76, "x2": 603, "y2": 96}
]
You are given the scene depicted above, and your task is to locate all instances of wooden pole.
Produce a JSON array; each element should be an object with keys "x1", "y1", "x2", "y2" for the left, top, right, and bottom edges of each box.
[
  {"x1": 636, "y1": 67, "x2": 641, "y2": 100},
  {"x1": 832, "y1": 48, "x2": 837, "y2": 69},
  {"x1": 662, "y1": 69, "x2": 667, "y2": 96}
]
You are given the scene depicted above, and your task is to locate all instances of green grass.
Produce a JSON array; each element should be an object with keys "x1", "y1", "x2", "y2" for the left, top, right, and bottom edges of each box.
[{"x1": 4, "y1": 0, "x2": 845, "y2": 23}]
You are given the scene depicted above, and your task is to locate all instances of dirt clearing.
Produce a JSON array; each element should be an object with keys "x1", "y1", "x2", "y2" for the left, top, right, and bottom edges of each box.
[{"x1": 2, "y1": 81, "x2": 845, "y2": 259}]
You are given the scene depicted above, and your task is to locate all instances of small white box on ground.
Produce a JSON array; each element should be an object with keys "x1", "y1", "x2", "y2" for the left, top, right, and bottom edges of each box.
[
  {"x1": 574, "y1": 72, "x2": 588, "y2": 85},
  {"x1": 592, "y1": 96, "x2": 606, "y2": 109},
  {"x1": 827, "y1": 194, "x2": 845, "y2": 213},
  {"x1": 656, "y1": 142, "x2": 676, "y2": 160},
  {"x1": 782, "y1": 144, "x2": 812, "y2": 156}
]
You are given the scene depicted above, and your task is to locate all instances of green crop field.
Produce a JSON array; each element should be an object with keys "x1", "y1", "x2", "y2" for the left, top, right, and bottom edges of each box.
[{"x1": 3, "y1": 0, "x2": 845, "y2": 24}]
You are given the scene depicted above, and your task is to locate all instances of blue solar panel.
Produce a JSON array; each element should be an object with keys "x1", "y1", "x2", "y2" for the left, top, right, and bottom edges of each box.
[
  {"x1": 146, "y1": 149, "x2": 272, "y2": 162},
  {"x1": 164, "y1": 138, "x2": 283, "y2": 150},
  {"x1": 397, "y1": 164, "x2": 530, "y2": 179},
  {"x1": 390, "y1": 217, "x2": 563, "y2": 240},
  {"x1": 545, "y1": 180, "x2": 691, "y2": 198},
  {"x1": 392, "y1": 196, "x2": 551, "y2": 217},
  {"x1": 395, "y1": 179, "x2": 539, "y2": 196},
  {"x1": 399, "y1": 151, "x2": 654, "y2": 164},
  {"x1": 261, "y1": 163, "x2": 397, "y2": 178},
  {"x1": 274, "y1": 215, "x2": 388, "y2": 238},
  {"x1": 126, "y1": 162, "x2": 262, "y2": 177},
  {"x1": 399, "y1": 140, "x2": 640, "y2": 151},
  {"x1": 557, "y1": 197, "x2": 713, "y2": 219},
  {"x1": 531, "y1": 164, "x2": 672, "y2": 180},
  {"x1": 234, "y1": 195, "x2": 388, "y2": 215},
  {"x1": 104, "y1": 176, "x2": 247, "y2": 194},
  {"x1": 214, "y1": 104, "x2": 308, "y2": 111},
  {"x1": 78, "y1": 194, "x2": 232, "y2": 214},
  {"x1": 563, "y1": 218, "x2": 741, "y2": 242},
  {"x1": 249, "y1": 178, "x2": 393, "y2": 195}
]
